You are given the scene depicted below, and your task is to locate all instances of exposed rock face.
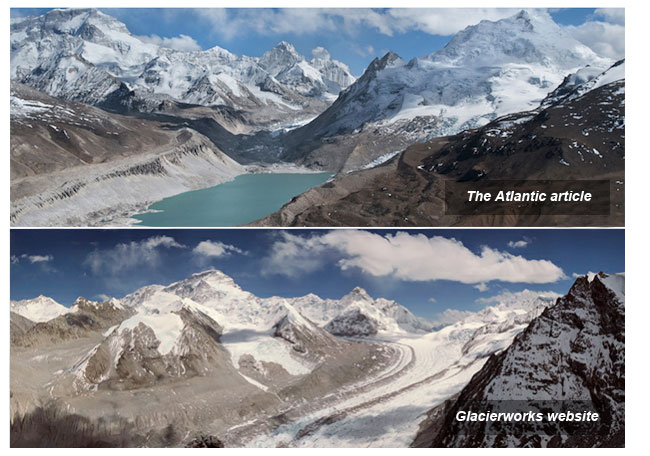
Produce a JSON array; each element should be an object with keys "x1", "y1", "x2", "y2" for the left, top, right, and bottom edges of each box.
[
  {"x1": 10, "y1": 9, "x2": 625, "y2": 229},
  {"x1": 12, "y1": 298, "x2": 132, "y2": 348},
  {"x1": 413, "y1": 273, "x2": 625, "y2": 448},
  {"x1": 273, "y1": 304, "x2": 345, "y2": 357},
  {"x1": 13, "y1": 268, "x2": 618, "y2": 447},
  {"x1": 11, "y1": 81, "x2": 246, "y2": 227},
  {"x1": 325, "y1": 308, "x2": 379, "y2": 337},
  {"x1": 421, "y1": 62, "x2": 625, "y2": 182},
  {"x1": 324, "y1": 287, "x2": 431, "y2": 337},
  {"x1": 258, "y1": 41, "x2": 355, "y2": 98},
  {"x1": 10, "y1": 312, "x2": 36, "y2": 344},
  {"x1": 75, "y1": 305, "x2": 229, "y2": 390},
  {"x1": 281, "y1": 10, "x2": 611, "y2": 167}
]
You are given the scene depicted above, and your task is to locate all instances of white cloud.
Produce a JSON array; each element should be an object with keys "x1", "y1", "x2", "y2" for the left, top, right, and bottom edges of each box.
[
  {"x1": 431, "y1": 308, "x2": 476, "y2": 327},
  {"x1": 26, "y1": 254, "x2": 53, "y2": 263},
  {"x1": 351, "y1": 44, "x2": 376, "y2": 57},
  {"x1": 507, "y1": 239, "x2": 529, "y2": 249},
  {"x1": 428, "y1": 297, "x2": 437, "y2": 304},
  {"x1": 311, "y1": 46, "x2": 330, "y2": 60},
  {"x1": 476, "y1": 289, "x2": 562, "y2": 305},
  {"x1": 85, "y1": 235, "x2": 186, "y2": 275},
  {"x1": 12, "y1": 253, "x2": 54, "y2": 264},
  {"x1": 193, "y1": 240, "x2": 244, "y2": 258},
  {"x1": 197, "y1": 8, "x2": 338, "y2": 40},
  {"x1": 263, "y1": 231, "x2": 565, "y2": 284},
  {"x1": 566, "y1": 20, "x2": 625, "y2": 60},
  {"x1": 594, "y1": 8, "x2": 625, "y2": 26},
  {"x1": 195, "y1": 8, "x2": 527, "y2": 40},
  {"x1": 386, "y1": 8, "x2": 523, "y2": 36},
  {"x1": 474, "y1": 283, "x2": 489, "y2": 292},
  {"x1": 137, "y1": 34, "x2": 201, "y2": 51},
  {"x1": 261, "y1": 232, "x2": 333, "y2": 278},
  {"x1": 432, "y1": 288, "x2": 561, "y2": 328},
  {"x1": 95, "y1": 293, "x2": 110, "y2": 302},
  {"x1": 190, "y1": 8, "x2": 624, "y2": 62}
]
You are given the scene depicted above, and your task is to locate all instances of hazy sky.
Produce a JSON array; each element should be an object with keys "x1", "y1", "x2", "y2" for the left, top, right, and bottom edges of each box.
[
  {"x1": 11, "y1": 229, "x2": 624, "y2": 321},
  {"x1": 10, "y1": 8, "x2": 624, "y2": 75}
]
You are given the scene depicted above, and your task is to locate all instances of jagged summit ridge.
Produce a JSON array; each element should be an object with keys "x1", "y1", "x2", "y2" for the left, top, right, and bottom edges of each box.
[
  {"x1": 414, "y1": 272, "x2": 625, "y2": 447},
  {"x1": 297, "y1": 9, "x2": 613, "y2": 142},
  {"x1": 11, "y1": 8, "x2": 356, "y2": 113},
  {"x1": 431, "y1": 9, "x2": 598, "y2": 66}
]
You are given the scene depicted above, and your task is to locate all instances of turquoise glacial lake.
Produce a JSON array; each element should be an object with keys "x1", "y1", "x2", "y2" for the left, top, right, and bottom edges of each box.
[{"x1": 132, "y1": 172, "x2": 333, "y2": 227}]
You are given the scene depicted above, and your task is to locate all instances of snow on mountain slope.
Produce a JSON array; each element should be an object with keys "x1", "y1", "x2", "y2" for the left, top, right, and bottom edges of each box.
[
  {"x1": 71, "y1": 271, "x2": 363, "y2": 387},
  {"x1": 11, "y1": 296, "x2": 132, "y2": 348},
  {"x1": 295, "y1": 10, "x2": 612, "y2": 145},
  {"x1": 11, "y1": 9, "x2": 355, "y2": 117},
  {"x1": 416, "y1": 272, "x2": 625, "y2": 447},
  {"x1": 277, "y1": 293, "x2": 343, "y2": 326},
  {"x1": 325, "y1": 287, "x2": 431, "y2": 336},
  {"x1": 543, "y1": 59, "x2": 624, "y2": 106},
  {"x1": 247, "y1": 289, "x2": 559, "y2": 447},
  {"x1": 121, "y1": 271, "x2": 428, "y2": 339},
  {"x1": 72, "y1": 290, "x2": 232, "y2": 390},
  {"x1": 259, "y1": 42, "x2": 355, "y2": 99},
  {"x1": 10, "y1": 295, "x2": 69, "y2": 322},
  {"x1": 587, "y1": 60, "x2": 625, "y2": 92}
]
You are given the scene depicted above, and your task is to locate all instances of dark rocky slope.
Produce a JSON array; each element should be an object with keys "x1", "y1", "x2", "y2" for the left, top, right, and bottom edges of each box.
[
  {"x1": 254, "y1": 71, "x2": 624, "y2": 227},
  {"x1": 412, "y1": 273, "x2": 624, "y2": 448}
]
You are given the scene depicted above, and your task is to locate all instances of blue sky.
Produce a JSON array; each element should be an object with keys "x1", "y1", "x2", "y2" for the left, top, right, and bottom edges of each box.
[
  {"x1": 10, "y1": 8, "x2": 625, "y2": 75},
  {"x1": 10, "y1": 229, "x2": 624, "y2": 321}
]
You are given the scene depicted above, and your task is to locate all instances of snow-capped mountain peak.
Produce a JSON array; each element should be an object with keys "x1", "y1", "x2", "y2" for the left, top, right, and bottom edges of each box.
[
  {"x1": 340, "y1": 286, "x2": 373, "y2": 305},
  {"x1": 327, "y1": 287, "x2": 431, "y2": 336},
  {"x1": 419, "y1": 272, "x2": 625, "y2": 447},
  {"x1": 258, "y1": 41, "x2": 356, "y2": 98},
  {"x1": 432, "y1": 9, "x2": 599, "y2": 66},
  {"x1": 10, "y1": 295, "x2": 69, "y2": 323},
  {"x1": 28, "y1": 8, "x2": 127, "y2": 35},
  {"x1": 299, "y1": 9, "x2": 613, "y2": 144},
  {"x1": 259, "y1": 41, "x2": 302, "y2": 71},
  {"x1": 11, "y1": 8, "x2": 356, "y2": 121}
]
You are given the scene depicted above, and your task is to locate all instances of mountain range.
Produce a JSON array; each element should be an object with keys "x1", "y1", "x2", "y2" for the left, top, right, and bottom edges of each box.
[
  {"x1": 10, "y1": 270, "x2": 623, "y2": 447},
  {"x1": 11, "y1": 9, "x2": 354, "y2": 127},
  {"x1": 10, "y1": 8, "x2": 624, "y2": 227},
  {"x1": 256, "y1": 59, "x2": 624, "y2": 227}
]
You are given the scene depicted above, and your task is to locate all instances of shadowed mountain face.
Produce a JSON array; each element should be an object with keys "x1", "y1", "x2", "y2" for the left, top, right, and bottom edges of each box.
[{"x1": 412, "y1": 273, "x2": 625, "y2": 448}]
